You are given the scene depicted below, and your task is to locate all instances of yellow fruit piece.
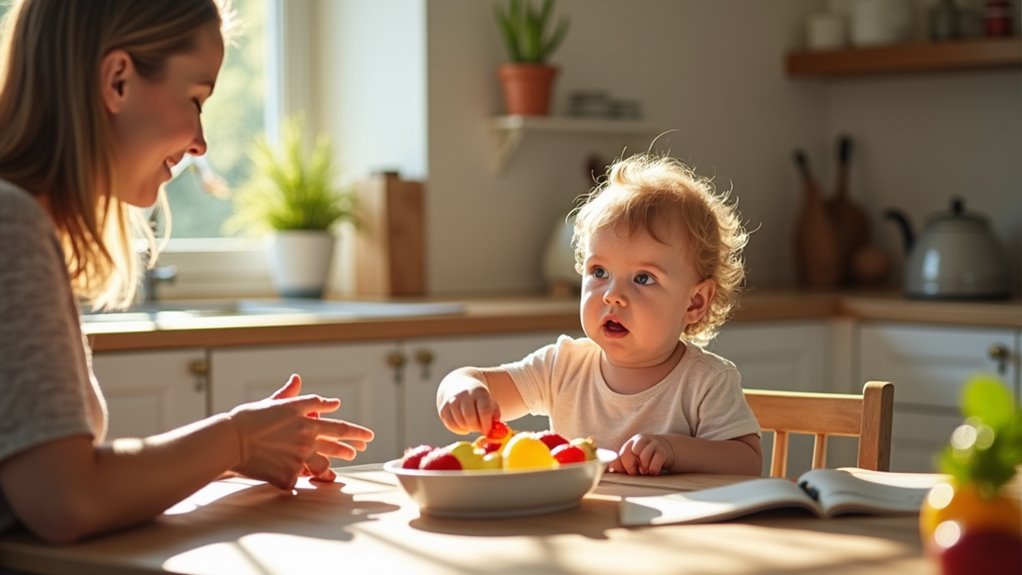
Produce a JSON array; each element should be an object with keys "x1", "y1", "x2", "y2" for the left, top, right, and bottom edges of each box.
[
  {"x1": 920, "y1": 480, "x2": 1022, "y2": 546},
  {"x1": 480, "y1": 451, "x2": 502, "y2": 470},
  {"x1": 447, "y1": 440, "x2": 485, "y2": 470},
  {"x1": 502, "y1": 433, "x2": 558, "y2": 470}
]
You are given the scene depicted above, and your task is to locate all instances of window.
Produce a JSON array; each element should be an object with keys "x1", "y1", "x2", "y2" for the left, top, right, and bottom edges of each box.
[{"x1": 166, "y1": 0, "x2": 269, "y2": 239}]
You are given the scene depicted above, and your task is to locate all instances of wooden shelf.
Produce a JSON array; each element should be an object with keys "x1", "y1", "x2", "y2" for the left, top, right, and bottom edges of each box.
[
  {"x1": 488, "y1": 116, "x2": 658, "y2": 175},
  {"x1": 787, "y1": 37, "x2": 1022, "y2": 77}
]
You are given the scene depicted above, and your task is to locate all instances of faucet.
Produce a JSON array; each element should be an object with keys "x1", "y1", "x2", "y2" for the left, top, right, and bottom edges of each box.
[
  {"x1": 139, "y1": 207, "x2": 178, "y2": 305},
  {"x1": 141, "y1": 264, "x2": 178, "y2": 305}
]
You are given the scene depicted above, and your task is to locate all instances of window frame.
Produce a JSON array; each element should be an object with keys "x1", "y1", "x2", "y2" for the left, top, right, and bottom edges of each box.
[{"x1": 160, "y1": 0, "x2": 309, "y2": 299}]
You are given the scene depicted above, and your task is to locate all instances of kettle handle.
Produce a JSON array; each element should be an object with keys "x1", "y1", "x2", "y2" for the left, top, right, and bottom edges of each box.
[{"x1": 884, "y1": 209, "x2": 914, "y2": 254}]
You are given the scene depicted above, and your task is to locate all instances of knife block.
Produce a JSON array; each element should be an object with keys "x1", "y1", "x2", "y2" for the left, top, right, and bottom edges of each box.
[{"x1": 354, "y1": 172, "x2": 425, "y2": 296}]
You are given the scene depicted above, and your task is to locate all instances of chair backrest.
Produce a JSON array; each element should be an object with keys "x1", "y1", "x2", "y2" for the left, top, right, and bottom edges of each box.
[{"x1": 743, "y1": 380, "x2": 894, "y2": 478}]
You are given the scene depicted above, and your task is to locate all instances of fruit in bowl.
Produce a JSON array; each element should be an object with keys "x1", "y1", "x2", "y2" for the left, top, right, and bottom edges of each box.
[
  {"x1": 386, "y1": 423, "x2": 615, "y2": 518},
  {"x1": 398, "y1": 424, "x2": 599, "y2": 472}
]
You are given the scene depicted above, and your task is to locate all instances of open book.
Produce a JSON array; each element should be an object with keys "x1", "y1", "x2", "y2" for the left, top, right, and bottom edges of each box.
[{"x1": 619, "y1": 468, "x2": 936, "y2": 527}]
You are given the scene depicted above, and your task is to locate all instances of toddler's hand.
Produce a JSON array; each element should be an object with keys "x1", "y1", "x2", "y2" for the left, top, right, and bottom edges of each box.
[
  {"x1": 611, "y1": 433, "x2": 675, "y2": 476},
  {"x1": 438, "y1": 383, "x2": 500, "y2": 436}
]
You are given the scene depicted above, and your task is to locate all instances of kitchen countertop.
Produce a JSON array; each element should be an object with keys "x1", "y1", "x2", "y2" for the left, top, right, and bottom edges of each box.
[
  {"x1": 82, "y1": 289, "x2": 1022, "y2": 353},
  {"x1": 0, "y1": 466, "x2": 946, "y2": 575}
]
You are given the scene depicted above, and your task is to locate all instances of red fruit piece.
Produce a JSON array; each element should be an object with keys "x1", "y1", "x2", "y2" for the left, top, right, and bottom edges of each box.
[
  {"x1": 487, "y1": 420, "x2": 510, "y2": 440},
  {"x1": 939, "y1": 528, "x2": 1022, "y2": 575},
  {"x1": 481, "y1": 441, "x2": 502, "y2": 454},
  {"x1": 536, "y1": 430, "x2": 569, "y2": 450},
  {"x1": 551, "y1": 444, "x2": 586, "y2": 464},
  {"x1": 420, "y1": 451, "x2": 463, "y2": 471},
  {"x1": 401, "y1": 445, "x2": 434, "y2": 469}
]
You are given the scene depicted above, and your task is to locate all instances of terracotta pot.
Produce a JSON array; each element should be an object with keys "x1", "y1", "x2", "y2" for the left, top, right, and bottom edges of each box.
[{"x1": 499, "y1": 64, "x2": 558, "y2": 116}]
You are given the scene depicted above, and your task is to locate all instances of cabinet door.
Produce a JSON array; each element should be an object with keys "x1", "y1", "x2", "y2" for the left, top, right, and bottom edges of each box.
[
  {"x1": 857, "y1": 323, "x2": 1019, "y2": 472},
  {"x1": 707, "y1": 321, "x2": 834, "y2": 477},
  {"x1": 211, "y1": 342, "x2": 399, "y2": 465},
  {"x1": 401, "y1": 331, "x2": 578, "y2": 450},
  {"x1": 708, "y1": 321, "x2": 833, "y2": 392},
  {"x1": 92, "y1": 349, "x2": 209, "y2": 440}
]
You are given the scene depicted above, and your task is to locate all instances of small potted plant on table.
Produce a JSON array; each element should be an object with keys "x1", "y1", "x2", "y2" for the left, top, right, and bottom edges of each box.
[
  {"x1": 228, "y1": 116, "x2": 358, "y2": 298},
  {"x1": 495, "y1": 0, "x2": 569, "y2": 116}
]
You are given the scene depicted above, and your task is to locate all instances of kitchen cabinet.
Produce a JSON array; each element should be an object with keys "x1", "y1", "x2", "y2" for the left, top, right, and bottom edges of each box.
[
  {"x1": 211, "y1": 342, "x2": 400, "y2": 465},
  {"x1": 92, "y1": 349, "x2": 209, "y2": 440},
  {"x1": 786, "y1": 37, "x2": 1022, "y2": 76},
  {"x1": 708, "y1": 320, "x2": 834, "y2": 393},
  {"x1": 707, "y1": 320, "x2": 838, "y2": 477},
  {"x1": 857, "y1": 322, "x2": 1020, "y2": 473}
]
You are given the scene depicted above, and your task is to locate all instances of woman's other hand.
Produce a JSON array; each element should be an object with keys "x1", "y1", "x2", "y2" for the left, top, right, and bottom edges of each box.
[{"x1": 228, "y1": 374, "x2": 374, "y2": 489}]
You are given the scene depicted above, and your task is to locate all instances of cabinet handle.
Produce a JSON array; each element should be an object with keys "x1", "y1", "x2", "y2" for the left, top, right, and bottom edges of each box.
[
  {"x1": 414, "y1": 349, "x2": 435, "y2": 380},
  {"x1": 988, "y1": 344, "x2": 1010, "y2": 376},
  {"x1": 386, "y1": 351, "x2": 407, "y2": 384},
  {"x1": 188, "y1": 359, "x2": 209, "y2": 393}
]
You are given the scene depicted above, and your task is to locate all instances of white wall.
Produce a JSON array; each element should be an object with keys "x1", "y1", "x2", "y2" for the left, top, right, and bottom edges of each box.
[{"x1": 313, "y1": 0, "x2": 1021, "y2": 297}]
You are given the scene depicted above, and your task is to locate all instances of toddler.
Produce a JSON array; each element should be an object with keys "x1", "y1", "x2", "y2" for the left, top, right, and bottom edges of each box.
[{"x1": 437, "y1": 153, "x2": 761, "y2": 475}]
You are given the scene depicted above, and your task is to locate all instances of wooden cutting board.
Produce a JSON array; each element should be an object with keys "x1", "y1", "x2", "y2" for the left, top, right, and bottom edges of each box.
[{"x1": 354, "y1": 172, "x2": 425, "y2": 296}]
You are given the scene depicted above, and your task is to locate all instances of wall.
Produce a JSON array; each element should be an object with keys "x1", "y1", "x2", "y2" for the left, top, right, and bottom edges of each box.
[{"x1": 315, "y1": 0, "x2": 1021, "y2": 297}]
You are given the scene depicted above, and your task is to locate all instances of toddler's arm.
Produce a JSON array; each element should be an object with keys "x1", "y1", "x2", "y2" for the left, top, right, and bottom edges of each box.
[
  {"x1": 436, "y1": 367, "x2": 528, "y2": 435},
  {"x1": 613, "y1": 432, "x2": 762, "y2": 476}
]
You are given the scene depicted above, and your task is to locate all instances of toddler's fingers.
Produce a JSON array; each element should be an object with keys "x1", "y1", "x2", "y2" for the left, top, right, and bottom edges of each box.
[{"x1": 304, "y1": 453, "x2": 331, "y2": 476}]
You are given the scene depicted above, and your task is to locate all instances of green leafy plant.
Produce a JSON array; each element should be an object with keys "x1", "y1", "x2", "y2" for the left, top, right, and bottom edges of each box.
[
  {"x1": 939, "y1": 374, "x2": 1022, "y2": 497},
  {"x1": 227, "y1": 116, "x2": 357, "y2": 234},
  {"x1": 495, "y1": 0, "x2": 569, "y2": 64}
]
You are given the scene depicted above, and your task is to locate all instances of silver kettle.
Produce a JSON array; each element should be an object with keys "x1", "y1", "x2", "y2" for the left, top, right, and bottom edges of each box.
[{"x1": 885, "y1": 198, "x2": 1010, "y2": 300}]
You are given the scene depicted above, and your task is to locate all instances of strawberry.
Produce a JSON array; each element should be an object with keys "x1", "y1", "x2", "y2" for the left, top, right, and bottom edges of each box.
[
  {"x1": 551, "y1": 444, "x2": 587, "y2": 464},
  {"x1": 480, "y1": 441, "x2": 503, "y2": 454},
  {"x1": 536, "y1": 430, "x2": 569, "y2": 450},
  {"x1": 401, "y1": 445, "x2": 435, "y2": 469},
  {"x1": 486, "y1": 420, "x2": 510, "y2": 440},
  {"x1": 420, "y1": 451, "x2": 462, "y2": 471}
]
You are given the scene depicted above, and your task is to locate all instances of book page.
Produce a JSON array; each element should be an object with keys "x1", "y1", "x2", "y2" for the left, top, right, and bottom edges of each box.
[
  {"x1": 799, "y1": 469, "x2": 931, "y2": 517},
  {"x1": 620, "y1": 478, "x2": 822, "y2": 526}
]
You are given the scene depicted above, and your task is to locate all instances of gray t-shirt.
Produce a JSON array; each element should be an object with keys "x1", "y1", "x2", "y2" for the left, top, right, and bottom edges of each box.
[{"x1": 0, "y1": 180, "x2": 107, "y2": 533}]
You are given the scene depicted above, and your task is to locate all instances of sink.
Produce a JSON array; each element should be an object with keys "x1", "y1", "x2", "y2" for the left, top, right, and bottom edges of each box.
[{"x1": 81, "y1": 299, "x2": 466, "y2": 323}]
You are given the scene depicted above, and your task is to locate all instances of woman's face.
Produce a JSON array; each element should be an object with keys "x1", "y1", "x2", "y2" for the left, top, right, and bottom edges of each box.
[{"x1": 106, "y1": 23, "x2": 225, "y2": 207}]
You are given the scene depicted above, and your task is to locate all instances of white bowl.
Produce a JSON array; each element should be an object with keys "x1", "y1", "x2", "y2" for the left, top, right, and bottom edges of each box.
[{"x1": 384, "y1": 448, "x2": 617, "y2": 518}]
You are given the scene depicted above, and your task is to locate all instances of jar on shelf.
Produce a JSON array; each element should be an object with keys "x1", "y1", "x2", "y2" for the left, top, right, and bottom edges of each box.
[{"x1": 984, "y1": 0, "x2": 1014, "y2": 37}]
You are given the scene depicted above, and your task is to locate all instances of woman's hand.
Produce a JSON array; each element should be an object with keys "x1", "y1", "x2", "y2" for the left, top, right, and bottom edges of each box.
[
  {"x1": 228, "y1": 374, "x2": 374, "y2": 489},
  {"x1": 611, "y1": 433, "x2": 675, "y2": 476}
]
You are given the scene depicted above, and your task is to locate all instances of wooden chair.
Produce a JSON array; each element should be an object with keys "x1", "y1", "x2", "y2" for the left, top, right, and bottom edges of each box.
[{"x1": 743, "y1": 380, "x2": 894, "y2": 478}]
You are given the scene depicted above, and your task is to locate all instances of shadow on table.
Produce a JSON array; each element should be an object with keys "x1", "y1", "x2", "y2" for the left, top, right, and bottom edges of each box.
[{"x1": 407, "y1": 496, "x2": 619, "y2": 540}]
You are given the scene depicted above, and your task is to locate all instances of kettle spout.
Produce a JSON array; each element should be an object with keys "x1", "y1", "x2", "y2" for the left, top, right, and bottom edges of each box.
[{"x1": 884, "y1": 209, "x2": 914, "y2": 254}]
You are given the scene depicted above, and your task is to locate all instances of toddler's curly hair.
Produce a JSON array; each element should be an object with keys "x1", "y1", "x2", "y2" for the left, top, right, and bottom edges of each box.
[{"x1": 571, "y1": 153, "x2": 748, "y2": 346}]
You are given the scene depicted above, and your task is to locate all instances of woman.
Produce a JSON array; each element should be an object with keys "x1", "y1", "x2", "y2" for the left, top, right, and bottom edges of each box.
[{"x1": 0, "y1": 0, "x2": 374, "y2": 544}]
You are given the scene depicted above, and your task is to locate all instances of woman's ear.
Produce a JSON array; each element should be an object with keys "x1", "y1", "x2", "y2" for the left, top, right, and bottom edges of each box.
[
  {"x1": 684, "y1": 279, "x2": 716, "y2": 325},
  {"x1": 100, "y1": 49, "x2": 133, "y2": 114}
]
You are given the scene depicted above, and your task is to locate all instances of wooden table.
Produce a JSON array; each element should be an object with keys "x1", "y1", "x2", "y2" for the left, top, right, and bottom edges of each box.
[{"x1": 0, "y1": 466, "x2": 938, "y2": 575}]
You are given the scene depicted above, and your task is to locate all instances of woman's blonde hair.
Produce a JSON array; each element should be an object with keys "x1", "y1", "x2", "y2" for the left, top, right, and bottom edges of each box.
[
  {"x1": 0, "y1": 0, "x2": 231, "y2": 310},
  {"x1": 572, "y1": 153, "x2": 749, "y2": 346}
]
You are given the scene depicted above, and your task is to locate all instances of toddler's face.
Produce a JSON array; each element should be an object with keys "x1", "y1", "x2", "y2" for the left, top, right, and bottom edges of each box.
[{"x1": 579, "y1": 223, "x2": 710, "y2": 369}]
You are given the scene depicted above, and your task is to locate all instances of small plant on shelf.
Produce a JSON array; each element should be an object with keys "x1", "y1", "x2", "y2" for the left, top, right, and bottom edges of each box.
[
  {"x1": 495, "y1": 0, "x2": 569, "y2": 64},
  {"x1": 493, "y1": 0, "x2": 570, "y2": 116}
]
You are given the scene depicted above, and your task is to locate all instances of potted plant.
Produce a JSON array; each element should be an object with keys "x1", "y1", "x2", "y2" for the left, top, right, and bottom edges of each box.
[
  {"x1": 227, "y1": 116, "x2": 358, "y2": 298},
  {"x1": 495, "y1": 0, "x2": 569, "y2": 116}
]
